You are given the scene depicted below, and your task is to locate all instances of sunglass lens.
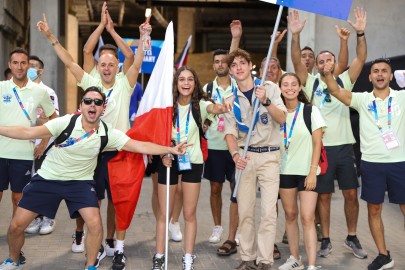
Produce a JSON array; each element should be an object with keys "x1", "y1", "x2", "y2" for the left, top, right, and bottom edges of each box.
[{"x1": 94, "y1": 99, "x2": 104, "y2": 106}]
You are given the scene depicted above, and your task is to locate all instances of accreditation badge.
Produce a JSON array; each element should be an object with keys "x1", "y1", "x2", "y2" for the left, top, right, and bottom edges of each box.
[
  {"x1": 381, "y1": 130, "x2": 400, "y2": 150},
  {"x1": 178, "y1": 152, "x2": 192, "y2": 171},
  {"x1": 217, "y1": 117, "x2": 225, "y2": 132}
]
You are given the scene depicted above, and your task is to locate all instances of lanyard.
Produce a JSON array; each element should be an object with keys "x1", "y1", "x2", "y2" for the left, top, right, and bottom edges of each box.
[
  {"x1": 283, "y1": 103, "x2": 301, "y2": 152},
  {"x1": 176, "y1": 100, "x2": 192, "y2": 143},
  {"x1": 372, "y1": 97, "x2": 392, "y2": 132},
  {"x1": 57, "y1": 128, "x2": 96, "y2": 148},
  {"x1": 102, "y1": 89, "x2": 113, "y2": 116},
  {"x1": 12, "y1": 87, "x2": 33, "y2": 124},
  {"x1": 215, "y1": 88, "x2": 222, "y2": 104}
]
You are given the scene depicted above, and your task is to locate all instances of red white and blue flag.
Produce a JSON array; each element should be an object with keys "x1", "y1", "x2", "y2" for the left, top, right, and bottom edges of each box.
[{"x1": 174, "y1": 35, "x2": 192, "y2": 69}]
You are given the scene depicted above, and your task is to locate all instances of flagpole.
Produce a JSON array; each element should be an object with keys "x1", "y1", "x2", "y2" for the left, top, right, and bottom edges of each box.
[
  {"x1": 164, "y1": 166, "x2": 170, "y2": 270},
  {"x1": 233, "y1": 5, "x2": 284, "y2": 198}
]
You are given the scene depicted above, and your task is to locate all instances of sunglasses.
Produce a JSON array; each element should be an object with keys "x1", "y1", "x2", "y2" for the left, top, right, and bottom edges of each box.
[{"x1": 82, "y1": 98, "x2": 104, "y2": 106}]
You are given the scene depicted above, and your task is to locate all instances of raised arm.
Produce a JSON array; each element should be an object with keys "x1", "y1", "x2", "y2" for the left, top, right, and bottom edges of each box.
[
  {"x1": 121, "y1": 140, "x2": 189, "y2": 156},
  {"x1": 288, "y1": 10, "x2": 308, "y2": 86},
  {"x1": 324, "y1": 62, "x2": 352, "y2": 106},
  {"x1": 106, "y1": 12, "x2": 134, "y2": 74},
  {"x1": 271, "y1": 29, "x2": 287, "y2": 58},
  {"x1": 0, "y1": 125, "x2": 52, "y2": 141},
  {"x1": 333, "y1": 26, "x2": 350, "y2": 76},
  {"x1": 37, "y1": 14, "x2": 84, "y2": 82},
  {"x1": 347, "y1": 7, "x2": 367, "y2": 83},
  {"x1": 83, "y1": 1, "x2": 108, "y2": 73},
  {"x1": 229, "y1": 20, "x2": 242, "y2": 53}
]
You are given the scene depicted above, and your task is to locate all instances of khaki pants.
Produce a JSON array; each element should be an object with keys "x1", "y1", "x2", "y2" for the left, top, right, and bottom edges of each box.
[{"x1": 237, "y1": 150, "x2": 280, "y2": 264}]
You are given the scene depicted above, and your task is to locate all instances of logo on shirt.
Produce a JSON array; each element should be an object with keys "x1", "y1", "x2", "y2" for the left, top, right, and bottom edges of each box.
[
  {"x1": 315, "y1": 87, "x2": 323, "y2": 97},
  {"x1": 260, "y1": 113, "x2": 268, "y2": 124},
  {"x1": 367, "y1": 102, "x2": 374, "y2": 112},
  {"x1": 2, "y1": 94, "x2": 12, "y2": 103}
]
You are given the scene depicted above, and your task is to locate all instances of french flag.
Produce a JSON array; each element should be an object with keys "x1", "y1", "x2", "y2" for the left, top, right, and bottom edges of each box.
[
  {"x1": 260, "y1": 0, "x2": 353, "y2": 20},
  {"x1": 174, "y1": 35, "x2": 192, "y2": 69},
  {"x1": 108, "y1": 22, "x2": 174, "y2": 230}
]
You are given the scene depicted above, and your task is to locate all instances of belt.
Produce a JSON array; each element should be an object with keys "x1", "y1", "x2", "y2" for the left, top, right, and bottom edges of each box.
[{"x1": 240, "y1": 146, "x2": 280, "y2": 153}]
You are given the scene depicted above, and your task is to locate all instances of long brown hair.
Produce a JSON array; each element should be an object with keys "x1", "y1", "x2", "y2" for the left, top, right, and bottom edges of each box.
[{"x1": 279, "y1": 72, "x2": 310, "y2": 105}]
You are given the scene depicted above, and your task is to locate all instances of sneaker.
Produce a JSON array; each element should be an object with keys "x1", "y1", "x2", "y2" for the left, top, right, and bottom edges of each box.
[
  {"x1": 317, "y1": 239, "x2": 332, "y2": 258},
  {"x1": 278, "y1": 255, "x2": 304, "y2": 270},
  {"x1": 85, "y1": 266, "x2": 97, "y2": 270},
  {"x1": 235, "y1": 230, "x2": 240, "y2": 246},
  {"x1": 105, "y1": 239, "x2": 115, "y2": 257},
  {"x1": 282, "y1": 231, "x2": 288, "y2": 244},
  {"x1": 315, "y1": 224, "x2": 322, "y2": 242},
  {"x1": 39, "y1": 217, "x2": 55, "y2": 235},
  {"x1": 168, "y1": 220, "x2": 182, "y2": 242},
  {"x1": 307, "y1": 266, "x2": 318, "y2": 270},
  {"x1": 94, "y1": 245, "x2": 106, "y2": 268},
  {"x1": 257, "y1": 262, "x2": 272, "y2": 270},
  {"x1": 182, "y1": 254, "x2": 196, "y2": 270},
  {"x1": 234, "y1": 260, "x2": 257, "y2": 270},
  {"x1": 18, "y1": 252, "x2": 25, "y2": 265},
  {"x1": 367, "y1": 251, "x2": 394, "y2": 270},
  {"x1": 72, "y1": 231, "x2": 85, "y2": 253},
  {"x1": 208, "y1": 225, "x2": 223, "y2": 243},
  {"x1": 344, "y1": 237, "x2": 368, "y2": 259},
  {"x1": 111, "y1": 251, "x2": 127, "y2": 270},
  {"x1": 25, "y1": 217, "x2": 42, "y2": 234},
  {"x1": 151, "y1": 254, "x2": 165, "y2": 270},
  {"x1": 0, "y1": 258, "x2": 19, "y2": 270}
]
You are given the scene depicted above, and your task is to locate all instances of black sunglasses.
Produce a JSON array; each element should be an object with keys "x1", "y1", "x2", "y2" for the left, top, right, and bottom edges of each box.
[{"x1": 82, "y1": 98, "x2": 104, "y2": 106}]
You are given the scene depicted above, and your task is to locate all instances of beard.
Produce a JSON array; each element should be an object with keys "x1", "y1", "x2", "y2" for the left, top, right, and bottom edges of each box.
[{"x1": 216, "y1": 69, "x2": 229, "y2": 77}]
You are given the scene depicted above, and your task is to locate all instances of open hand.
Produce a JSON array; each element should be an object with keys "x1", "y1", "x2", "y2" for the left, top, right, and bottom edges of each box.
[{"x1": 287, "y1": 10, "x2": 306, "y2": 35}]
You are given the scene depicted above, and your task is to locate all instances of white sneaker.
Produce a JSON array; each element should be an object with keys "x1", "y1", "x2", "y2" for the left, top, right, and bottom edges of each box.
[
  {"x1": 104, "y1": 240, "x2": 115, "y2": 257},
  {"x1": 278, "y1": 255, "x2": 304, "y2": 270},
  {"x1": 25, "y1": 217, "x2": 42, "y2": 234},
  {"x1": 0, "y1": 258, "x2": 19, "y2": 270},
  {"x1": 235, "y1": 231, "x2": 239, "y2": 246},
  {"x1": 182, "y1": 254, "x2": 196, "y2": 270},
  {"x1": 208, "y1": 225, "x2": 223, "y2": 243},
  {"x1": 39, "y1": 217, "x2": 55, "y2": 235},
  {"x1": 307, "y1": 266, "x2": 318, "y2": 270},
  {"x1": 169, "y1": 220, "x2": 183, "y2": 242},
  {"x1": 71, "y1": 231, "x2": 85, "y2": 253}
]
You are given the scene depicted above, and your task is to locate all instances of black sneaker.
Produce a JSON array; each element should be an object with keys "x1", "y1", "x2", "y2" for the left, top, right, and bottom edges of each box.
[
  {"x1": 112, "y1": 251, "x2": 127, "y2": 270},
  {"x1": 19, "y1": 251, "x2": 26, "y2": 264},
  {"x1": 94, "y1": 245, "x2": 106, "y2": 268},
  {"x1": 152, "y1": 254, "x2": 165, "y2": 270},
  {"x1": 368, "y1": 251, "x2": 394, "y2": 270}
]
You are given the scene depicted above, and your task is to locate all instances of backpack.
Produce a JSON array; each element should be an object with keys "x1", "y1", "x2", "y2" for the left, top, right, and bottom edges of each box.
[
  {"x1": 310, "y1": 77, "x2": 344, "y2": 103},
  {"x1": 303, "y1": 104, "x2": 328, "y2": 175},
  {"x1": 206, "y1": 82, "x2": 214, "y2": 98},
  {"x1": 190, "y1": 104, "x2": 208, "y2": 162}
]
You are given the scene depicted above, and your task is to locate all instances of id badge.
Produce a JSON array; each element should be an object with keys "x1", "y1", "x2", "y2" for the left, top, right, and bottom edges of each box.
[
  {"x1": 381, "y1": 130, "x2": 400, "y2": 150},
  {"x1": 280, "y1": 154, "x2": 288, "y2": 172},
  {"x1": 217, "y1": 117, "x2": 225, "y2": 132},
  {"x1": 178, "y1": 152, "x2": 192, "y2": 171}
]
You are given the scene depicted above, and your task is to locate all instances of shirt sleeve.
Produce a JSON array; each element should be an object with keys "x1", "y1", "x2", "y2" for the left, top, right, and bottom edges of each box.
[
  {"x1": 44, "y1": 114, "x2": 72, "y2": 137},
  {"x1": 77, "y1": 72, "x2": 100, "y2": 90},
  {"x1": 105, "y1": 128, "x2": 131, "y2": 151},
  {"x1": 311, "y1": 106, "x2": 327, "y2": 132},
  {"x1": 350, "y1": 92, "x2": 362, "y2": 111},
  {"x1": 39, "y1": 87, "x2": 56, "y2": 117}
]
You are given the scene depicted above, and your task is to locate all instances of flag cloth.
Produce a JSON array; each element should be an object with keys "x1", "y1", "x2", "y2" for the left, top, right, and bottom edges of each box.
[
  {"x1": 260, "y1": 0, "x2": 353, "y2": 20},
  {"x1": 108, "y1": 22, "x2": 174, "y2": 231},
  {"x1": 174, "y1": 35, "x2": 192, "y2": 69},
  {"x1": 94, "y1": 36, "x2": 104, "y2": 62}
]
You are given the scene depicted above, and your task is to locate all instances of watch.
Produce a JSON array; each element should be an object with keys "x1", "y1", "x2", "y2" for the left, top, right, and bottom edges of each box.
[{"x1": 262, "y1": 98, "x2": 271, "y2": 107}]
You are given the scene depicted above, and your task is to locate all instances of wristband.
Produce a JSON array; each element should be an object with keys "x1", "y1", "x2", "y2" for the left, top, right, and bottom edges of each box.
[
  {"x1": 356, "y1": 32, "x2": 365, "y2": 37},
  {"x1": 51, "y1": 40, "x2": 59, "y2": 46},
  {"x1": 231, "y1": 150, "x2": 239, "y2": 159}
]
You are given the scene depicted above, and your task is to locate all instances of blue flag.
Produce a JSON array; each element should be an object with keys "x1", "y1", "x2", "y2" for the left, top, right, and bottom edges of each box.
[{"x1": 260, "y1": 0, "x2": 353, "y2": 20}]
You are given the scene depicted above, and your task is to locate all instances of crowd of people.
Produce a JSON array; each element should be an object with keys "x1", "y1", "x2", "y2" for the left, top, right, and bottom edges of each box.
[{"x1": 0, "y1": 3, "x2": 404, "y2": 270}]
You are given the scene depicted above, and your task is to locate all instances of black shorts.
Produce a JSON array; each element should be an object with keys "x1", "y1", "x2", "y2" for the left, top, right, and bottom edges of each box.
[
  {"x1": 280, "y1": 174, "x2": 319, "y2": 192},
  {"x1": 203, "y1": 149, "x2": 235, "y2": 183},
  {"x1": 94, "y1": 151, "x2": 118, "y2": 200},
  {"x1": 0, "y1": 158, "x2": 32, "y2": 192},
  {"x1": 145, "y1": 155, "x2": 161, "y2": 175},
  {"x1": 158, "y1": 155, "x2": 204, "y2": 185},
  {"x1": 316, "y1": 144, "x2": 359, "y2": 194}
]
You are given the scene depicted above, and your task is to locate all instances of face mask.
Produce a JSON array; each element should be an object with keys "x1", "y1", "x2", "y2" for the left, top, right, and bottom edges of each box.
[{"x1": 27, "y1": 68, "x2": 39, "y2": 81}]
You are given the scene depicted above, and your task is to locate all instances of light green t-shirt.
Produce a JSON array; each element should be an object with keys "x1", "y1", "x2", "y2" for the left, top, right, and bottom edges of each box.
[
  {"x1": 350, "y1": 89, "x2": 405, "y2": 163},
  {"x1": 304, "y1": 71, "x2": 355, "y2": 146},
  {"x1": 0, "y1": 79, "x2": 55, "y2": 160},
  {"x1": 39, "y1": 114, "x2": 130, "y2": 180},
  {"x1": 203, "y1": 77, "x2": 233, "y2": 150},
  {"x1": 78, "y1": 72, "x2": 133, "y2": 132},
  {"x1": 171, "y1": 100, "x2": 214, "y2": 164},
  {"x1": 280, "y1": 103, "x2": 326, "y2": 175},
  {"x1": 89, "y1": 66, "x2": 125, "y2": 80}
]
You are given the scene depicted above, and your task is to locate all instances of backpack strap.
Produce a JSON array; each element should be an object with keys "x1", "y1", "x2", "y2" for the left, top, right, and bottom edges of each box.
[
  {"x1": 206, "y1": 82, "x2": 214, "y2": 98},
  {"x1": 336, "y1": 76, "x2": 344, "y2": 88},
  {"x1": 310, "y1": 78, "x2": 319, "y2": 104},
  {"x1": 45, "y1": 114, "x2": 80, "y2": 153},
  {"x1": 190, "y1": 103, "x2": 205, "y2": 139},
  {"x1": 303, "y1": 104, "x2": 313, "y2": 135},
  {"x1": 99, "y1": 120, "x2": 108, "y2": 153}
]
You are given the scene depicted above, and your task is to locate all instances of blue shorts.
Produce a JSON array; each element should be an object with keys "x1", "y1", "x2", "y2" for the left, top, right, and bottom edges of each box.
[
  {"x1": 0, "y1": 158, "x2": 33, "y2": 192},
  {"x1": 203, "y1": 149, "x2": 235, "y2": 183},
  {"x1": 158, "y1": 156, "x2": 204, "y2": 185},
  {"x1": 360, "y1": 160, "x2": 405, "y2": 204},
  {"x1": 94, "y1": 151, "x2": 118, "y2": 200},
  {"x1": 316, "y1": 144, "x2": 359, "y2": 193},
  {"x1": 18, "y1": 174, "x2": 99, "y2": 219}
]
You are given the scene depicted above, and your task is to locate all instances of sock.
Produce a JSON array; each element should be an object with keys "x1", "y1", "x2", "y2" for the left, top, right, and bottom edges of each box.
[
  {"x1": 347, "y1": 235, "x2": 357, "y2": 241},
  {"x1": 105, "y1": 238, "x2": 114, "y2": 248},
  {"x1": 184, "y1": 253, "x2": 192, "y2": 259},
  {"x1": 155, "y1": 253, "x2": 164, "y2": 259},
  {"x1": 115, "y1": 240, "x2": 124, "y2": 253},
  {"x1": 321, "y1": 237, "x2": 330, "y2": 242}
]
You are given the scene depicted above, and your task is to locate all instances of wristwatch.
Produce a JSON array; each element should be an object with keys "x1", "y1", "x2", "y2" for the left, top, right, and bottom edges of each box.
[{"x1": 262, "y1": 98, "x2": 271, "y2": 107}]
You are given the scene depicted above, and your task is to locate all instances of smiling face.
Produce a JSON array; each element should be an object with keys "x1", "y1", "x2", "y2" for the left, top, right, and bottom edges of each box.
[
  {"x1": 80, "y1": 90, "x2": 104, "y2": 125},
  {"x1": 280, "y1": 74, "x2": 301, "y2": 102},
  {"x1": 369, "y1": 62, "x2": 393, "y2": 91},
  {"x1": 177, "y1": 69, "x2": 195, "y2": 98},
  {"x1": 260, "y1": 58, "x2": 282, "y2": 83},
  {"x1": 230, "y1": 56, "x2": 252, "y2": 82},
  {"x1": 316, "y1": 52, "x2": 335, "y2": 77},
  {"x1": 9, "y1": 53, "x2": 29, "y2": 82},
  {"x1": 97, "y1": 53, "x2": 119, "y2": 84}
]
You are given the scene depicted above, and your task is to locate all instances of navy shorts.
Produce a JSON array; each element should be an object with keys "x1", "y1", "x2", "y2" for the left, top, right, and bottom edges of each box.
[
  {"x1": 158, "y1": 155, "x2": 204, "y2": 185},
  {"x1": 360, "y1": 160, "x2": 405, "y2": 204},
  {"x1": 316, "y1": 144, "x2": 359, "y2": 193},
  {"x1": 18, "y1": 174, "x2": 99, "y2": 219},
  {"x1": 0, "y1": 158, "x2": 33, "y2": 192},
  {"x1": 94, "y1": 151, "x2": 118, "y2": 200},
  {"x1": 203, "y1": 149, "x2": 235, "y2": 183},
  {"x1": 280, "y1": 174, "x2": 319, "y2": 192}
]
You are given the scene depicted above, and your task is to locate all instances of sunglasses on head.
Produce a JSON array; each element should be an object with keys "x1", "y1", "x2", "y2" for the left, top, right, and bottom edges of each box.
[{"x1": 82, "y1": 98, "x2": 104, "y2": 106}]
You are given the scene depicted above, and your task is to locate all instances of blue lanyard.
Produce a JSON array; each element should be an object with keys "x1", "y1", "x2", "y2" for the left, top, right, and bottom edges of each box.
[
  {"x1": 176, "y1": 100, "x2": 192, "y2": 143},
  {"x1": 12, "y1": 87, "x2": 33, "y2": 124},
  {"x1": 102, "y1": 89, "x2": 113, "y2": 116},
  {"x1": 57, "y1": 128, "x2": 96, "y2": 148},
  {"x1": 283, "y1": 103, "x2": 301, "y2": 152},
  {"x1": 372, "y1": 97, "x2": 392, "y2": 132},
  {"x1": 319, "y1": 91, "x2": 330, "y2": 110},
  {"x1": 215, "y1": 88, "x2": 222, "y2": 104}
]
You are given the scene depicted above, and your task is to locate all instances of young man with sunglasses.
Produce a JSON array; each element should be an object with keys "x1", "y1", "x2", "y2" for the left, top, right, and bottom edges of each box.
[
  {"x1": 289, "y1": 8, "x2": 368, "y2": 259},
  {"x1": 37, "y1": 11, "x2": 150, "y2": 269},
  {"x1": 0, "y1": 87, "x2": 188, "y2": 270}
]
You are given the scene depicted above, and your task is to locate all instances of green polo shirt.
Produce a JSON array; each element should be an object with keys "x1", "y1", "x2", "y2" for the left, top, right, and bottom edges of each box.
[
  {"x1": 350, "y1": 89, "x2": 405, "y2": 163},
  {"x1": 0, "y1": 79, "x2": 55, "y2": 160},
  {"x1": 39, "y1": 114, "x2": 130, "y2": 180}
]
